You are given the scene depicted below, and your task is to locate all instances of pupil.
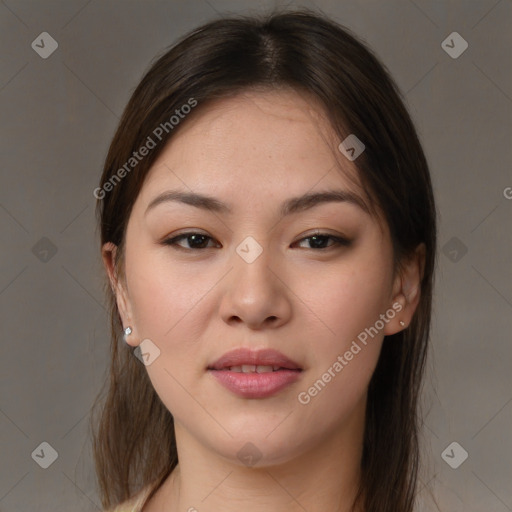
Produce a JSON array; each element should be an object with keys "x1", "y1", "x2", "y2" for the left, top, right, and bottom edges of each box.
[
  {"x1": 310, "y1": 235, "x2": 328, "y2": 249},
  {"x1": 190, "y1": 234, "x2": 207, "y2": 248}
]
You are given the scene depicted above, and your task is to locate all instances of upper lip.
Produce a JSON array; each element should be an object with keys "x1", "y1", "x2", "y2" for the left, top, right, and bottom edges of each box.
[{"x1": 208, "y1": 348, "x2": 302, "y2": 370}]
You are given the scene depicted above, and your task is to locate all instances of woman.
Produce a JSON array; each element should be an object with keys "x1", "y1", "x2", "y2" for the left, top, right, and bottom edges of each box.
[{"x1": 91, "y1": 9, "x2": 437, "y2": 512}]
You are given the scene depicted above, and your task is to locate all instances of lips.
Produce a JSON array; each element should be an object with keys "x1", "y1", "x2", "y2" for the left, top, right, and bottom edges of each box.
[
  {"x1": 208, "y1": 348, "x2": 302, "y2": 371},
  {"x1": 207, "y1": 348, "x2": 303, "y2": 399}
]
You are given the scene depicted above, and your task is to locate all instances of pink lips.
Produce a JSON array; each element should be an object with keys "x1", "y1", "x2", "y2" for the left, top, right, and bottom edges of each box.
[{"x1": 207, "y1": 348, "x2": 303, "y2": 399}]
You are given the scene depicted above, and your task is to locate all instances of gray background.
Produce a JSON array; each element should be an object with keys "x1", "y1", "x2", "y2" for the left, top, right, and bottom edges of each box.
[{"x1": 0, "y1": 0, "x2": 511, "y2": 511}]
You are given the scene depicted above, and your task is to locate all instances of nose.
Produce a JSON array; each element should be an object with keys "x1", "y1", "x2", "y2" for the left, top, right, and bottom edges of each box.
[{"x1": 219, "y1": 245, "x2": 292, "y2": 330}]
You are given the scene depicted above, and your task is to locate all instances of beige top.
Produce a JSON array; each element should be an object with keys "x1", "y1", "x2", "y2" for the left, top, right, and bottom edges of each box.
[
  {"x1": 106, "y1": 479, "x2": 456, "y2": 511},
  {"x1": 107, "y1": 485, "x2": 153, "y2": 512}
]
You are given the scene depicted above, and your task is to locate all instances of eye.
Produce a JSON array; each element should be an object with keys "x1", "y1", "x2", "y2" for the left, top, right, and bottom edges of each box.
[
  {"x1": 162, "y1": 230, "x2": 351, "y2": 251},
  {"x1": 293, "y1": 232, "x2": 351, "y2": 250},
  {"x1": 162, "y1": 232, "x2": 219, "y2": 250}
]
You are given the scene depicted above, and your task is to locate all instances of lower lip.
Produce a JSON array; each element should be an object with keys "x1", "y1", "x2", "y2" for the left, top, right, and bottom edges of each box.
[{"x1": 208, "y1": 369, "x2": 302, "y2": 398}]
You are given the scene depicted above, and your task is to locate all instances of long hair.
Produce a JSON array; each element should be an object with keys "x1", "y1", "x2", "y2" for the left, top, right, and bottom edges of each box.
[{"x1": 91, "y1": 10, "x2": 437, "y2": 512}]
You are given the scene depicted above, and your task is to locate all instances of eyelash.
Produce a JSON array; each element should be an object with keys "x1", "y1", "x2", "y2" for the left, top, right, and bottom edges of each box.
[{"x1": 162, "y1": 231, "x2": 352, "y2": 251}]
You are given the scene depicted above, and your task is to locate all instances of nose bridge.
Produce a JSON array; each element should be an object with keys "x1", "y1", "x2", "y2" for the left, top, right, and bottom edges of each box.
[
  {"x1": 232, "y1": 235, "x2": 276, "y2": 301},
  {"x1": 220, "y1": 235, "x2": 290, "y2": 328}
]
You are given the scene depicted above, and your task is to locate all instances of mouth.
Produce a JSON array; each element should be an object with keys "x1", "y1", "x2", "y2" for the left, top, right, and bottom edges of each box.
[
  {"x1": 215, "y1": 364, "x2": 294, "y2": 373},
  {"x1": 208, "y1": 347, "x2": 302, "y2": 371},
  {"x1": 207, "y1": 348, "x2": 303, "y2": 398}
]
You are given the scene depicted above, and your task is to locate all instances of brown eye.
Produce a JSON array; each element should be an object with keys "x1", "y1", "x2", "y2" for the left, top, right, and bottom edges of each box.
[
  {"x1": 163, "y1": 232, "x2": 219, "y2": 250},
  {"x1": 294, "y1": 233, "x2": 351, "y2": 250}
]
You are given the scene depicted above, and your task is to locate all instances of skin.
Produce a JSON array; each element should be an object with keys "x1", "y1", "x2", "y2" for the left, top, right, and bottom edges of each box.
[{"x1": 102, "y1": 89, "x2": 424, "y2": 512}]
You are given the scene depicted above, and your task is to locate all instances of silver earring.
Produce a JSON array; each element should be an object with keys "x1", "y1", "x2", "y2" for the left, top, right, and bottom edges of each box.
[
  {"x1": 399, "y1": 320, "x2": 405, "y2": 327},
  {"x1": 123, "y1": 326, "x2": 132, "y2": 342}
]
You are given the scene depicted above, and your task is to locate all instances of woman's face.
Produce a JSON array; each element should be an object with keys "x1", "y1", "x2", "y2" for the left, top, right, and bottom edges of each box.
[{"x1": 106, "y1": 89, "x2": 414, "y2": 466}]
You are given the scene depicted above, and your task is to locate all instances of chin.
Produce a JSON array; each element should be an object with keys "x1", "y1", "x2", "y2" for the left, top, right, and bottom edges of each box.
[{"x1": 209, "y1": 426, "x2": 308, "y2": 466}]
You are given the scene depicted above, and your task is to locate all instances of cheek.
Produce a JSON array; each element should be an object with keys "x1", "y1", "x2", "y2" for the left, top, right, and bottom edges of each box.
[
  {"x1": 126, "y1": 250, "x2": 212, "y2": 341},
  {"x1": 292, "y1": 254, "x2": 392, "y2": 350},
  {"x1": 290, "y1": 244, "x2": 391, "y2": 416},
  {"x1": 297, "y1": 342, "x2": 379, "y2": 443},
  {"x1": 125, "y1": 258, "x2": 209, "y2": 418},
  {"x1": 294, "y1": 264, "x2": 388, "y2": 432},
  {"x1": 125, "y1": 251, "x2": 215, "y2": 401}
]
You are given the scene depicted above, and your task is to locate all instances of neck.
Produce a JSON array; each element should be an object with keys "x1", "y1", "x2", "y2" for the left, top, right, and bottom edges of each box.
[{"x1": 150, "y1": 398, "x2": 366, "y2": 512}]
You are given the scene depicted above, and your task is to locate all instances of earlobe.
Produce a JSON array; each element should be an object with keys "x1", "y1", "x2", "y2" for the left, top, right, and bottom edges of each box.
[
  {"x1": 383, "y1": 292, "x2": 407, "y2": 335},
  {"x1": 384, "y1": 243, "x2": 426, "y2": 336},
  {"x1": 102, "y1": 242, "x2": 136, "y2": 344}
]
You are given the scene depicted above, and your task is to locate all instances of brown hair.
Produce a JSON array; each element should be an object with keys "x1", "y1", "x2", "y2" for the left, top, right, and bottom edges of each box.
[{"x1": 91, "y1": 9, "x2": 437, "y2": 512}]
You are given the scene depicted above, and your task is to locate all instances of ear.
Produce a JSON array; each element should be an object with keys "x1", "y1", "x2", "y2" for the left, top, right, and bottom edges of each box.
[
  {"x1": 102, "y1": 242, "x2": 138, "y2": 347},
  {"x1": 384, "y1": 243, "x2": 426, "y2": 336}
]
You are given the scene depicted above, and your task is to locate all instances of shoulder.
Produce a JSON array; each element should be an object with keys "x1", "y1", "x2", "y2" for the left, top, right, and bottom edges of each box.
[{"x1": 105, "y1": 485, "x2": 153, "y2": 512}]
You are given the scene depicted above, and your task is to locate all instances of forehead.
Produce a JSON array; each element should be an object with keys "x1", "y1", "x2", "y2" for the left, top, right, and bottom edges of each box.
[{"x1": 139, "y1": 89, "x2": 366, "y2": 209}]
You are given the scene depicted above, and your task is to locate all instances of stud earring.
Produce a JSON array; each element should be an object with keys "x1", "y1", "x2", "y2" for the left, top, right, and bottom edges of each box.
[
  {"x1": 399, "y1": 320, "x2": 405, "y2": 327},
  {"x1": 123, "y1": 326, "x2": 132, "y2": 342}
]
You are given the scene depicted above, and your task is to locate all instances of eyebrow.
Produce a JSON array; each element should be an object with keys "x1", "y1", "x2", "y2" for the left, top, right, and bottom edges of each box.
[{"x1": 145, "y1": 188, "x2": 370, "y2": 218}]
